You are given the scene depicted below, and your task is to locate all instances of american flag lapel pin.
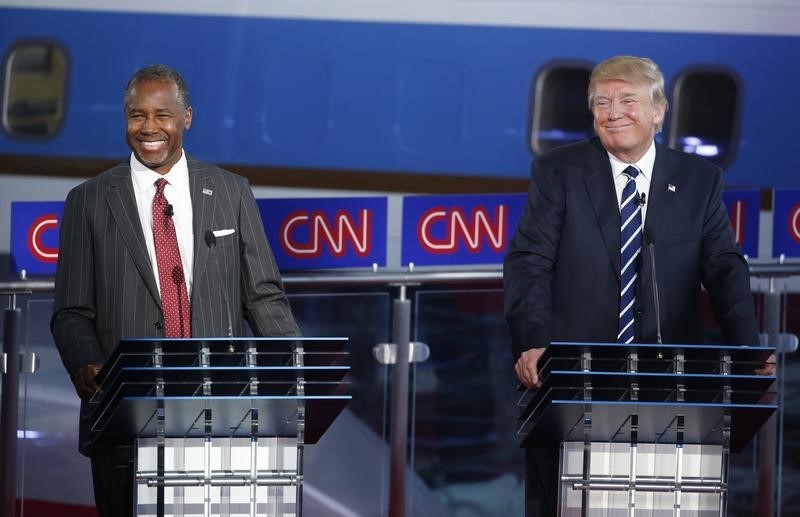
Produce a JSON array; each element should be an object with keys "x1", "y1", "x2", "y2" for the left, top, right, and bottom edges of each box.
[
  {"x1": 668, "y1": 184, "x2": 676, "y2": 192},
  {"x1": 202, "y1": 188, "x2": 213, "y2": 196}
]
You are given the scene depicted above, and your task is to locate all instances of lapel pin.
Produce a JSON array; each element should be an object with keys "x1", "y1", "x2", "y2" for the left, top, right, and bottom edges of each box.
[
  {"x1": 668, "y1": 184, "x2": 676, "y2": 192},
  {"x1": 202, "y1": 188, "x2": 213, "y2": 196}
]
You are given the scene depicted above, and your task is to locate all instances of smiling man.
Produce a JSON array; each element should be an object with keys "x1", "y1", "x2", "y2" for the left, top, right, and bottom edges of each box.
[
  {"x1": 51, "y1": 64, "x2": 299, "y2": 517},
  {"x1": 503, "y1": 56, "x2": 762, "y2": 516}
]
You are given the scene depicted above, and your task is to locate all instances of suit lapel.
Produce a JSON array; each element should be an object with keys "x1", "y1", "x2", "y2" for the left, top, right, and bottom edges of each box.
[
  {"x1": 103, "y1": 164, "x2": 161, "y2": 306},
  {"x1": 643, "y1": 144, "x2": 678, "y2": 250},
  {"x1": 189, "y1": 160, "x2": 216, "y2": 302},
  {"x1": 583, "y1": 140, "x2": 622, "y2": 280},
  {"x1": 637, "y1": 144, "x2": 678, "y2": 340}
]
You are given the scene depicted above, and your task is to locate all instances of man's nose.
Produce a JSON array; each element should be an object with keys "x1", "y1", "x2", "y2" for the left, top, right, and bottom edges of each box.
[{"x1": 141, "y1": 115, "x2": 157, "y2": 132}]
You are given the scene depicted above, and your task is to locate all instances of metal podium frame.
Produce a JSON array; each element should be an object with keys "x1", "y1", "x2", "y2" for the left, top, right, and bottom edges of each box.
[
  {"x1": 517, "y1": 342, "x2": 777, "y2": 516},
  {"x1": 87, "y1": 337, "x2": 351, "y2": 517}
]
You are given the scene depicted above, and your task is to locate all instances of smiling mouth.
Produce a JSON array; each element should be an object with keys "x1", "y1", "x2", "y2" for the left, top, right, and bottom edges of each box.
[{"x1": 139, "y1": 140, "x2": 166, "y2": 151}]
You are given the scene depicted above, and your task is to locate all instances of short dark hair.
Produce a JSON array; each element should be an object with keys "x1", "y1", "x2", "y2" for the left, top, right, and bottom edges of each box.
[{"x1": 124, "y1": 64, "x2": 190, "y2": 109}]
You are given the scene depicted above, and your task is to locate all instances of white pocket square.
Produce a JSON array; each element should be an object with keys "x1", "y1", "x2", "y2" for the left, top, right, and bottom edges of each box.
[{"x1": 212, "y1": 229, "x2": 235, "y2": 238}]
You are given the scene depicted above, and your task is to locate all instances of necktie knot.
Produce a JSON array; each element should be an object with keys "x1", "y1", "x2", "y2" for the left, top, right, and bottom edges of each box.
[
  {"x1": 155, "y1": 177, "x2": 168, "y2": 195},
  {"x1": 623, "y1": 165, "x2": 639, "y2": 180}
]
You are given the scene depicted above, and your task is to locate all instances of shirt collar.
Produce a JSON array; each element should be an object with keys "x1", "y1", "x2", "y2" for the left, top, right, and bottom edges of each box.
[
  {"x1": 608, "y1": 141, "x2": 657, "y2": 180},
  {"x1": 130, "y1": 150, "x2": 190, "y2": 192}
]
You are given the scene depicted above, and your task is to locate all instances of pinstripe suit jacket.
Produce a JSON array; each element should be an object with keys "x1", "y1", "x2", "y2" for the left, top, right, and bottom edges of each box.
[{"x1": 51, "y1": 158, "x2": 299, "y2": 455}]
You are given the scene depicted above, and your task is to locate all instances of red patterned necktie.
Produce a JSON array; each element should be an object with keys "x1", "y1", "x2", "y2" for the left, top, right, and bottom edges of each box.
[{"x1": 152, "y1": 178, "x2": 191, "y2": 337}]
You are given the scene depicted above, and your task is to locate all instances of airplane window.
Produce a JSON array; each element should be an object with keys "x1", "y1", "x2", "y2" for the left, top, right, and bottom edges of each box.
[
  {"x1": 668, "y1": 68, "x2": 741, "y2": 168},
  {"x1": 2, "y1": 42, "x2": 67, "y2": 138},
  {"x1": 530, "y1": 63, "x2": 594, "y2": 155}
]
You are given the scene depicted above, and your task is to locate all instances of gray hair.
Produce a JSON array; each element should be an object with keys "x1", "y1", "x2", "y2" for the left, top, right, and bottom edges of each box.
[{"x1": 124, "y1": 64, "x2": 190, "y2": 110}]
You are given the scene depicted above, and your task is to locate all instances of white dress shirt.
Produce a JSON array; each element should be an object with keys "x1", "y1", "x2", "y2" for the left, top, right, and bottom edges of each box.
[
  {"x1": 130, "y1": 150, "x2": 195, "y2": 296},
  {"x1": 608, "y1": 141, "x2": 656, "y2": 224}
]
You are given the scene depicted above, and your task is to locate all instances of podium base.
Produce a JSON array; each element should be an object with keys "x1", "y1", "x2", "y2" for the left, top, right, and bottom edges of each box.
[
  {"x1": 135, "y1": 437, "x2": 299, "y2": 517},
  {"x1": 560, "y1": 442, "x2": 724, "y2": 516}
]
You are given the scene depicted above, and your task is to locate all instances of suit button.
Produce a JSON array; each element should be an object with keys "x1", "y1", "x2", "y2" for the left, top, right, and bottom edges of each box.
[{"x1": 154, "y1": 321, "x2": 163, "y2": 330}]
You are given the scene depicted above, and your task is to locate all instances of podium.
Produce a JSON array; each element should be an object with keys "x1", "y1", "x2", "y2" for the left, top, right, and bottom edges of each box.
[
  {"x1": 517, "y1": 342, "x2": 777, "y2": 516},
  {"x1": 88, "y1": 337, "x2": 350, "y2": 517}
]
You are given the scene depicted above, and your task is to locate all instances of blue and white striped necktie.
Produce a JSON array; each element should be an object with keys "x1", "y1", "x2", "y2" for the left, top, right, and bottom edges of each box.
[{"x1": 618, "y1": 165, "x2": 643, "y2": 344}]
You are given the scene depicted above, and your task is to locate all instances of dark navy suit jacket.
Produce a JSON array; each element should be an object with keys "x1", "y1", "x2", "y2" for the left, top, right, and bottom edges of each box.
[{"x1": 504, "y1": 137, "x2": 759, "y2": 359}]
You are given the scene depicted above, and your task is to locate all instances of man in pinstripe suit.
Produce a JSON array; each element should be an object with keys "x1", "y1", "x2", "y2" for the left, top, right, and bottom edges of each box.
[{"x1": 51, "y1": 64, "x2": 300, "y2": 516}]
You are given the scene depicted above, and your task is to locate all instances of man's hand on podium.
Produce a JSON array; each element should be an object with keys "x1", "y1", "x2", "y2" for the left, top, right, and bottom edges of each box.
[
  {"x1": 515, "y1": 348, "x2": 546, "y2": 389},
  {"x1": 72, "y1": 363, "x2": 103, "y2": 400},
  {"x1": 754, "y1": 353, "x2": 776, "y2": 376}
]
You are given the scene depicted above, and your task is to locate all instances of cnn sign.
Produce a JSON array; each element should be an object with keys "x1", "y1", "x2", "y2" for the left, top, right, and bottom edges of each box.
[
  {"x1": 258, "y1": 197, "x2": 388, "y2": 270},
  {"x1": 401, "y1": 194, "x2": 526, "y2": 266},
  {"x1": 10, "y1": 201, "x2": 64, "y2": 276}
]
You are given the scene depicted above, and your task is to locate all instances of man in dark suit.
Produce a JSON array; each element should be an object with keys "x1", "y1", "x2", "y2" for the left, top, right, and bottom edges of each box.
[
  {"x1": 503, "y1": 56, "x2": 766, "y2": 516},
  {"x1": 51, "y1": 64, "x2": 299, "y2": 516}
]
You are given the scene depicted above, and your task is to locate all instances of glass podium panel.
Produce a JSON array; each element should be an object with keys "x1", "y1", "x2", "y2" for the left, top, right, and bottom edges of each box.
[
  {"x1": 288, "y1": 291, "x2": 392, "y2": 516},
  {"x1": 12, "y1": 294, "x2": 96, "y2": 510},
  {"x1": 411, "y1": 287, "x2": 524, "y2": 516}
]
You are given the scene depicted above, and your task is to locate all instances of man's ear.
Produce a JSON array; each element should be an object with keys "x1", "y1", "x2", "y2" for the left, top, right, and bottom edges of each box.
[
  {"x1": 653, "y1": 104, "x2": 666, "y2": 127},
  {"x1": 184, "y1": 106, "x2": 193, "y2": 130}
]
